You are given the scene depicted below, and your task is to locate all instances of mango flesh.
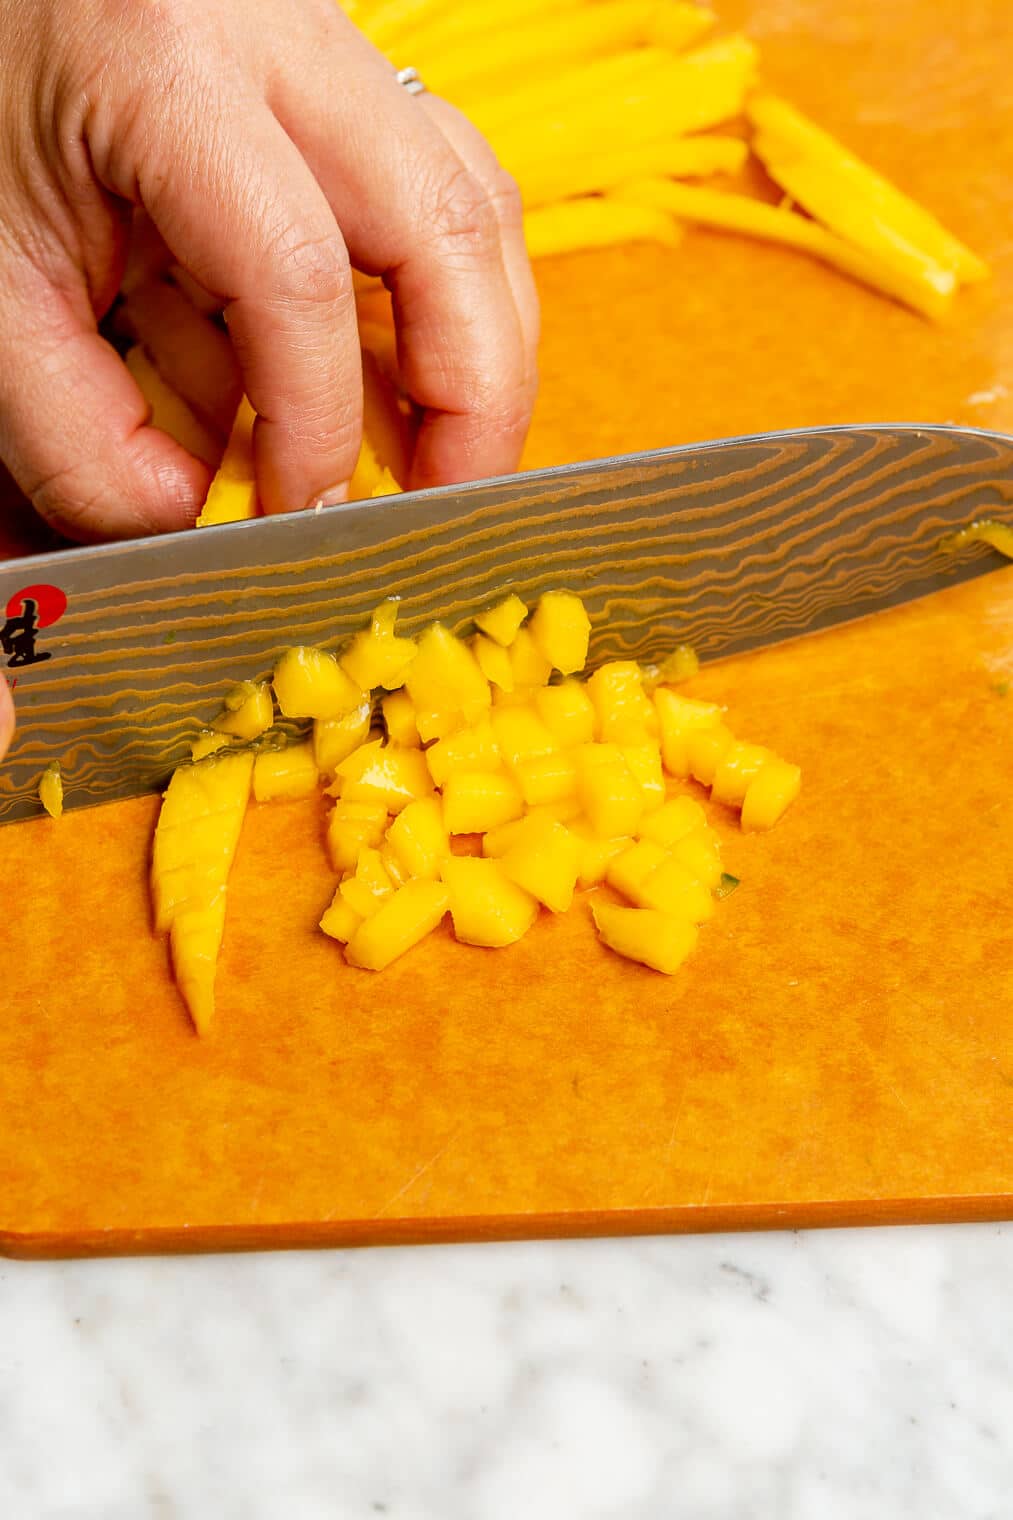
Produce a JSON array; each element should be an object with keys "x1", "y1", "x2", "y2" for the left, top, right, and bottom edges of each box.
[
  {"x1": 212, "y1": 681, "x2": 274, "y2": 741},
  {"x1": 440, "y1": 857, "x2": 539, "y2": 947},
  {"x1": 253, "y1": 741, "x2": 320, "y2": 803},
  {"x1": 273, "y1": 647, "x2": 363, "y2": 721}
]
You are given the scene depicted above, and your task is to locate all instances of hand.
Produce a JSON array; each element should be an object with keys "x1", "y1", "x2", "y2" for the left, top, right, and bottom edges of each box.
[
  {"x1": 0, "y1": 0, "x2": 539, "y2": 541},
  {"x1": 0, "y1": 678, "x2": 12, "y2": 764}
]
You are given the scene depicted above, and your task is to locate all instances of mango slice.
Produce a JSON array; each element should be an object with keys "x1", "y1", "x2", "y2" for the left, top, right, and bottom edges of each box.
[
  {"x1": 346, "y1": 881, "x2": 451, "y2": 971},
  {"x1": 440, "y1": 858, "x2": 539, "y2": 948},
  {"x1": 212, "y1": 681, "x2": 274, "y2": 741},
  {"x1": 273, "y1": 647, "x2": 364, "y2": 721},
  {"x1": 591, "y1": 901, "x2": 699, "y2": 976},
  {"x1": 253, "y1": 741, "x2": 320, "y2": 802},
  {"x1": 475, "y1": 594, "x2": 528, "y2": 647},
  {"x1": 39, "y1": 762, "x2": 63, "y2": 819}
]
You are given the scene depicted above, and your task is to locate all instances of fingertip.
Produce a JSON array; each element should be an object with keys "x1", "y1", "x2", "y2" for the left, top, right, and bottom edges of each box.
[
  {"x1": 33, "y1": 429, "x2": 211, "y2": 542},
  {"x1": 0, "y1": 678, "x2": 15, "y2": 760}
]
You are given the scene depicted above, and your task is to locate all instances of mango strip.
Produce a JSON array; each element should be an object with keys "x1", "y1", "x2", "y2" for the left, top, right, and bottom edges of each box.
[
  {"x1": 125, "y1": 347, "x2": 220, "y2": 470},
  {"x1": 468, "y1": 47, "x2": 675, "y2": 140},
  {"x1": 611, "y1": 180, "x2": 955, "y2": 319},
  {"x1": 196, "y1": 396, "x2": 257, "y2": 526},
  {"x1": 749, "y1": 94, "x2": 988, "y2": 286},
  {"x1": 650, "y1": 1, "x2": 715, "y2": 52},
  {"x1": 523, "y1": 199, "x2": 681, "y2": 261},
  {"x1": 371, "y1": 0, "x2": 588, "y2": 59},
  {"x1": 517, "y1": 136, "x2": 748, "y2": 211}
]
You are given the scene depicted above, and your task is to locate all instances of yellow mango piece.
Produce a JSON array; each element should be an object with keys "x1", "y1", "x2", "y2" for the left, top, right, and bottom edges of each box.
[
  {"x1": 212, "y1": 680, "x2": 274, "y2": 741},
  {"x1": 170, "y1": 890, "x2": 227, "y2": 1035},
  {"x1": 711, "y1": 741, "x2": 773, "y2": 807},
  {"x1": 519, "y1": 134, "x2": 748, "y2": 212},
  {"x1": 474, "y1": 594, "x2": 527, "y2": 647},
  {"x1": 606, "y1": 840, "x2": 668, "y2": 902},
  {"x1": 336, "y1": 738, "x2": 434, "y2": 813},
  {"x1": 508, "y1": 627, "x2": 553, "y2": 689},
  {"x1": 319, "y1": 893, "x2": 363, "y2": 945},
  {"x1": 637, "y1": 795, "x2": 707, "y2": 847},
  {"x1": 414, "y1": 708, "x2": 467, "y2": 744},
  {"x1": 382, "y1": 690, "x2": 421, "y2": 748},
  {"x1": 151, "y1": 751, "x2": 254, "y2": 936},
  {"x1": 313, "y1": 698, "x2": 373, "y2": 775},
  {"x1": 190, "y1": 731, "x2": 231, "y2": 761},
  {"x1": 253, "y1": 741, "x2": 319, "y2": 802},
  {"x1": 379, "y1": 846, "x2": 408, "y2": 888},
  {"x1": 641, "y1": 645, "x2": 700, "y2": 693},
  {"x1": 273, "y1": 646, "x2": 364, "y2": 721},
  {"x1": 528, "y1": 591, "x2": 591, "y2": 675},
  {"x1": 340, "y1": 600, "x2": 417, "y2": 691},
  {"x1": 621, "y1": 743, "x2": 666, "y2": 811},
  {"x1": 654, "y1": 689, "x2": 725, "y2": 777},
  {"x1": 741, "y1": 758, "x2": 802, "y2": 832},
  {"x1": 669, "y1": 828, "x2": 723, "y2": 890},
  {"x1": 471, "y1": 633, "x2": 515, "y2": 691},
  {"x1": 533, "y1": 680, "x2": 596, "y2": 748},
  {"x1": 385, "y1": 797, "x2": 450, "y2": 881},
  {"x1": 687, "y1": 723, "x2": 735, "y2": 787},
  {"x1": 440, "y1": 857, "x2": 539, "y2": 948},
  {"x1": 340, "y1": 877, "x2": 387, "y2": 920},
  {"x1": 591, "y1": 900, "x2": 698, "y2": 976},
  {"x1": 576, "y1": 749, "x2": 643, "y2": 838},
  {"x1": 515, "y1": 751, "x2": 578, "y2": 806},
  {"x1": 326, "y1": 800, "x2": 389, "y2": 873},
  {"x1": 126, "y1": 346, "x2": 220, "y2": 469},
  {"x1": 345, "y1": 880, "x2": 451, "y2": 971},
  {"x1": 442, "y1": 771, "x2": 525, "y2": 835},
  {"x1": 587, "y1": 661, "x2": 656, "y2": 744},
  {"x1": 942, "y1": 519, "x2": 1013, "y2": 559},
  {"x1": 39, "y1": 762, "x2": 63, "y2": 819},
  {"x1": 637, "y1": 857, "x2": 714, "y2": 922},
  {"x1": 197, "y1": 396, "x2": 257, "y2": 526},
  {"x1": 491, "y1": 705, "x2": 557, "y2": 770},
  {"x1": 353, "y1": 847, "x2": 395, "y2": 898},
  {"x1": 569, "y1": 824, "x2": 633, "y2": 889},
  {"x1": 524, "y1": 197, "x2": 680, "y2": 260},
  {"x1": 425, "y1": 718, "x2": 501, "y2": 788},
  {"x1": 498, "y1": 816, "x2": 581, "y2": 913},
  {"x1": 404, "y1": 623, "x2": 492, "y2": 732}
]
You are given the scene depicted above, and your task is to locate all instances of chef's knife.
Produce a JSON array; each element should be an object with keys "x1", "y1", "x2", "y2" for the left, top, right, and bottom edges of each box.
[{"x1": 1, "y1": 422, "x2": 1011, "y2": 824}]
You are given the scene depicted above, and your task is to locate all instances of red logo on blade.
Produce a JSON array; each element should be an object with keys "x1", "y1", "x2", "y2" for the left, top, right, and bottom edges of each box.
[{"x1": 2, "y1": 583, "x2": 67, "y2": 669}]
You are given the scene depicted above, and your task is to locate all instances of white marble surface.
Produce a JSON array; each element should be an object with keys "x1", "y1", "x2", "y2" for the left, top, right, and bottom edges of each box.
[{"x1": 2, "y1": 1224, "x2": 1011, "y2": 1518}]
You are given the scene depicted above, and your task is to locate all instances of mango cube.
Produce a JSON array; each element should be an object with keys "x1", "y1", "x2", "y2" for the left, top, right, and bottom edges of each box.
[
  {"x1": 404, "y1": 623, "x2": 491, "y2": 731},
  {"x1": 474, "y1": 594, "x2": 527, "y2": 647},
  {"x1": 591, "y1": 900, "x2": 698, "y2": 975},
  {"x1": 515, "y1": 751, "x2": 578, "y2": 806},
  {"x1": 497, "y1": 815, "x2": 581, "y2": 913},
  {"x1": 528, "y1": 591, "x2": 591, "y2": 675},
  {"x1": 621, "y1": 743, "x2": 666, "y2": 811},
  {"x1": 273, "y1": 646, "x2": 363, "y2": 720},
  {"x1": 340, "y1": 600, "x2": 417, "y2": 691},
  {"x1": 385, "y1": 797, "x2": 450, "y2": 880},
  {"x1": 669, "y1": 828, "x2": 723, "y2": 889},
  {"x1": 190, "y1": 731, "x2": 231, "y2": 761},
  {"x1": 569, "y1": 825, "x2": 633, "y2": 888},
  {"x1": 313, "y1": 699, "x2": 373, "y2": 774},
  {"x1": 576, "y1": 748, "x2": 643, "y2": 838},
  {"x1": 471, "y1": 633, "x2": 515, "y2": 691},
  {"x1": 382, "y1": 690, "x2": 421, "y2": 747},
  {"x1": 509, "y1": 627, "x2": 553, "y2": 688},
  {"x1": 326, "y1": 800, "x2": 389, "y2": 873},
  {"x1": 253, "y1": 741, "x2": 320, "y2": 802},
  {"x1": 442, "y1": 771, "x2": 525, "y2": 834},
  {"x1": 654, "y1": 689, "x2": 724, "y2": 777},
  {"x1": 534, "y1": 680, "x2": 596, "y2": 747},
  {"x1": 491, "y1": 706, "x2": 557, "y2": 770},
  {"x1": 741, "y1": 758, "x2": 802, "y2": 832},
  {"x1": 440, "y1": 857, "x2": 539, "y2": 947},
  {"x1": 637, "y1": 795, "x2": 707, "y2": 847},
  {"x1": 340, "y1": 849, "x2": 395, "y2": 919},
  {"x1": 213, "y1": 680, "x2": 274, "y2": 741},
  {"x1": 687, "y1": 723, "x2": 735, "y2": 786},
  {"x1": 637, "y1": 857, "x2": 714, "y2": 922},
  {"x1": 39, "y1": 762, "x2": 64, "y2": 819},
  {"x1": 319, "y1": 893, "x2": 363, "y2": 945},
  {"x1": 641, "y1": 646, "x2": 700, "y2": 691},
  {"x1": 587, "y1": 662, "x2": 656, "y2": 744},
  {"x1": 336, "y1": 738, "x2": 434, "y2": 813},
  {"x1": 346, "y1": 880, "x2": 451, "y2": 970},
  {"x1": 605, "y1": 840, "x2": 668, "y2": 901},
  {"x1": 426, "y1": 718, "x2": 501, "y2": 788},
  {"x1": 711, "y1": 741, "x2": 773, "y2": 807}
]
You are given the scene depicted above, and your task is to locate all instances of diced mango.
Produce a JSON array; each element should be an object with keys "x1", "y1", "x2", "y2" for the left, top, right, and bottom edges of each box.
[
  {"x1": 621, "y1": 743, "x2": 666, "y2": 811},
  {"x1": 587, "y1": 661, "x2": 656, "y2": 743},
  {"x1": 491, "y1": 706, "x2": 557, "y2": 769},
  {"x1": 425, "y1": 718, "x2": 501, "y2": 788},
  {"x1": 509, "y1": 627, "x2": 553, "y2": 688},
  {"x1": 474, "y1": 594, "x2": 528, "y2": 646},
  {"x1": 569, "y1": 824, "x2": 633, "y2": 888},
  {"x1": 687, "y1": 723, "x2": 735, "y2": 786},
  {"x1": 637, "y1": 795, "x2": 707, "y2": 847},
  {"x1": 741, "y1": 758, "x2": 802, "y2": 832},
  {"x1": 340, "y1": 876, "x2": 388, "y2": 919},
  {"x1": 39, "y1": 762, "x2": 63, "y2": 819},
  {"x1": 385, "y1": 797, "x2": 450, "y2": 880},
  {"x1": 190, "y1": 731, "x2": 232, "y2": 761},
  {"x1": 711, "y1": 740, "x2": 773, "y2": 807},
  {"x1": 382, "y1": 690, "x2": 422, "y2": 748},
  {"x1": 273, "y1": 646, "x2": 364, "y2": 721},
  {"x1": 641, "y1": 646, "x2": 700, "y2": 692},
  {"x1": 637, "y1": 857, "x2": 714, "y2": 922},
  {"x1": 528, "y1": 591, "x2": 591, "y2": 675},
  {"x1": 326, "y1": 800, "x2": 389, "y2": 873},
  {"x1": 441, "y1": 857, "x2": 539, "y2": 947},
  {"x1": 313, "y1": 699, "x2": 373, "y2": 774},
  {"x1": 151, "y1": 751, "x2": 254, "y2": 937},
  {"x1": 576, "y1": 748, "x2": 643, "y2": 837},
  {"x1": 442, "y1": 771, "x2": 525, "y2": 834},
  {"x1": 534, "y1": 680, "x2": 597, "y2": 747},
  {"x1": 605, "y1": 840, "x2": 668, "y2": 901},
  {"x1": 404, "y1": 623, "x2": 491, "y2": 731},
  {"x1": 213, "y1": 680, "x2": 274, "y2": 741},
  {"x1": 414, "y1": 707, "x2": 467, "y2": 744},
  {"x1": 669, "y1": 828, "x2": 723, "y2": 889},
  {"x1": 498, "y1": 815, "x2": 581, "y2": 913},
  {"x1": 379, "y1": 846, "x2": 408, "y2": 887},
  {"x1": 336, "y1": 738, "x2": 434, "y2": 813},
  {"x1": 345, "y1": 880, "x2": 451, "y2": 971},
  {"x1": 319, "y1": 893, "x2": 363, "y2": 945},
  {"x1": 471, "y1": 632, "x2": 515, "y2": 691},
  {"x1": 253, "y1": 741, "x2": 320, "y2": 802},
  {"x1": 354, "y1": 847, "x2": 395, "y2": 898},
  {"x1": 591, "y1": 900, "x2": 698, "y2": 975},
  {"x1": 340, "y1": 600, "x2": 417, "y2": 691},
  {"x1": 654, "y1": 689, "x2": 724, "y2": 777},
  {"x1": 515, "y1": 751, "x2": 578, "y2": 806}
]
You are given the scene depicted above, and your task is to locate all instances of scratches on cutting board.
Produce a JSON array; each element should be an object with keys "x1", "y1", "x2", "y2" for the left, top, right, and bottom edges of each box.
[{"x1": 371, "y1": 1133, "x2": 460, "y2": 1220}]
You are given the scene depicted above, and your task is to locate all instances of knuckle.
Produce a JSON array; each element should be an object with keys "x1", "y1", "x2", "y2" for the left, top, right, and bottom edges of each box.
[
  {"x1": 264, "y1": 227, "x2": 352, "y2": 311},
  {"x1": 428, "y1": 164, "x2": 500, "y2": 260},
  {"x1": 486, "y1": 166, "x2": 524, "y2": 230}
]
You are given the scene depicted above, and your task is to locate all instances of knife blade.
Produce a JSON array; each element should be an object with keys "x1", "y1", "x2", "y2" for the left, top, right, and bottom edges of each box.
[{"x1": 1, "y1": 421, "x2": 1011, "y2": 824}]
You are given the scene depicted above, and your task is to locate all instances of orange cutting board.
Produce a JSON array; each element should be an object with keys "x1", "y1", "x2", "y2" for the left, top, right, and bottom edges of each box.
[{"x1": 2, "y1": 0, "x2": 1012, "y2": 1256}]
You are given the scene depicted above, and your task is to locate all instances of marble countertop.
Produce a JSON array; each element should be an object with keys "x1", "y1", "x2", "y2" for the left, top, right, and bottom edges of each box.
[{"x1": 2, "y1": 1223, "x2": 1011, "y2": 1518}]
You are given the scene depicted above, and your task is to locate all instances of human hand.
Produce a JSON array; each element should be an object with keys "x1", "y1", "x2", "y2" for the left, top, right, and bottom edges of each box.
[
  {"x1": 0, "y1": 0, "x2": 539, "y2": 541},
  {"x1": 0, "y1": 678, "x2": 12, "y2": 764}
]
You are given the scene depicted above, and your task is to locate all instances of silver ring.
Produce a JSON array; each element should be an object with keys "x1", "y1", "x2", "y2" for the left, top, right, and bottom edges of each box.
[{"x1": 396, "y1": 66, "x2": 427, "y2": 96}]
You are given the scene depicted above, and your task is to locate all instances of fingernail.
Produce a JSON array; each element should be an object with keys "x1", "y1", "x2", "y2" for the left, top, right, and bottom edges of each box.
[{"x1": 308, "y1": 482, "x2": 350, "y2": 512}]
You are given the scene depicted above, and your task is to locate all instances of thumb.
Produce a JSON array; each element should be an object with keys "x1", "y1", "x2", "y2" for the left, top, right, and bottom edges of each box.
[
  {"x1": 0, "y1": 676, "x2": 14, "y2": 763},
  {"x1": 0, "y1": 257, "x2": 209, "y2": 541}
]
